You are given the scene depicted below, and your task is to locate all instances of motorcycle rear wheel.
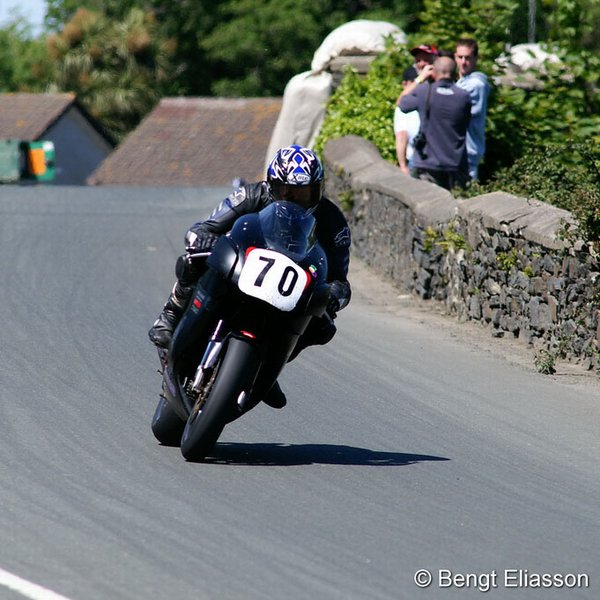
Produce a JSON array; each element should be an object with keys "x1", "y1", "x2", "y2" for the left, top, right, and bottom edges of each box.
[
  {"x1": 151, "y1": 391, "x2": 186, "y2": 446},
  {"x1": 180, "y1": 337, "x2": 259, "y2": 462}
]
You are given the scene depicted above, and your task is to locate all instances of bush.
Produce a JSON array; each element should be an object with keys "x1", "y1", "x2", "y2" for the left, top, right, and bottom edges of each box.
[
  {"x1": 314, "y1": 40, "x2": 409, "y2": 163},
  {"x1": 482, "y1": 45, "x2": 600, "y2": 179}
]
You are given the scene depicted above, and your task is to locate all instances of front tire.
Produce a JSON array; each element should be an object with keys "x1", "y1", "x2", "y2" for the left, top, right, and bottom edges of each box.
[
  {"x1": 151, "y1": 393, "x2": 185, "y2": 446},
  {"x1": 180, "y1": 337, "x2": 260, "y2": 462}
]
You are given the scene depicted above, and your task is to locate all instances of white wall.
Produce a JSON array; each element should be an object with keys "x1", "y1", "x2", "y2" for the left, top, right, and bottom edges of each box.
[{"x1": 44, "y1": 107, "x2": 113, "y2": 185}]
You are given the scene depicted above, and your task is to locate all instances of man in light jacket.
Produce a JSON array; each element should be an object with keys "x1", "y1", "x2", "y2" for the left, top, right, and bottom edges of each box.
[{"x1": 455, "y1": 38, "x2": 490, "y2": 181}]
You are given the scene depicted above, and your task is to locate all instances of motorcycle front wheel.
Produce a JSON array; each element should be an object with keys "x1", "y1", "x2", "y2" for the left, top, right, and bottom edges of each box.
[{"x1": 180, "y1": 337, "x2": 260, "y2": 462}]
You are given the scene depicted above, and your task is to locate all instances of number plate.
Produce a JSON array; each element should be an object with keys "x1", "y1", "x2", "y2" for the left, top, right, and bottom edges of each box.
[{"x1": 238, "y1": 248, "x2": 308, "y2": 311}]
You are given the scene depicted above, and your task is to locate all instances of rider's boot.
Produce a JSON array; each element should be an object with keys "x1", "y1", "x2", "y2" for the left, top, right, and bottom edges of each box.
[
  {"x1": 148, "y1": 281, "x2": 193, "y2": 348},
  {"x1": 262, "y1": 380, "x2": 287, "y2": 409}
]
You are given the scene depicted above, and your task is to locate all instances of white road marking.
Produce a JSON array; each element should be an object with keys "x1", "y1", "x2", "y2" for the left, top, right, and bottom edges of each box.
[{"x1": 0, "y1": 568, "x2": 73, "y2": 600}]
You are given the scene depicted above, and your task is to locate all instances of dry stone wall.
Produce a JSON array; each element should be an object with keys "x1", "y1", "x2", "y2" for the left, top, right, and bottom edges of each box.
[{"x1": 323, "y1": 135, "x2": 599, "y2": 372}]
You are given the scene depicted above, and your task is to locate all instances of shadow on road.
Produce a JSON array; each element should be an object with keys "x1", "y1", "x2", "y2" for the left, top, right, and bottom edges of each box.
[{"x1": 205, "y1": 442, "x2": 450, "y2": 466}]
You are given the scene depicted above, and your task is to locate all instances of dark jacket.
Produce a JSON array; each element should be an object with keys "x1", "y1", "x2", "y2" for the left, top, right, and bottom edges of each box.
[{"x1": 400, "y1": 79, "x2": 471, "y2": 172}]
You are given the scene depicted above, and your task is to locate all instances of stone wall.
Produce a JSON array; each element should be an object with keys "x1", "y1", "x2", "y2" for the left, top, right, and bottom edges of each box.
[{"x1": 323, "y1": 135, "x2": 600, "y2": 372}]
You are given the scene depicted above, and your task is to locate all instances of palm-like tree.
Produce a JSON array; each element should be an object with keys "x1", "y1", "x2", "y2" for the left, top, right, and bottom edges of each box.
[{"x1": 48, "y1": 7, "x2": 174, "y2": 141}]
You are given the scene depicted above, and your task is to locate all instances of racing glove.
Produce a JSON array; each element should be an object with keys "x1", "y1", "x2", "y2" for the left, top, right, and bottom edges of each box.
[
  {"x1": 327, "y1": 280, "x2": 351, "y2": 318},
  {"x1": 185, "y1": 226, "x2": 220, "y2": 253}
]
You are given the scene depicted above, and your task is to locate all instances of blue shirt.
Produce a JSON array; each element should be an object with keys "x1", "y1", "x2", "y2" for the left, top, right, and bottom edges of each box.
[{"x1": 456, "y1": 71, "x2": 490, "y2": 163}]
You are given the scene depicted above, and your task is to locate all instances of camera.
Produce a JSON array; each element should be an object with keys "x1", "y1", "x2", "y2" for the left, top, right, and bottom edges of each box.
[{"x1": 414, "y1": 131, "x2": 427, "y2": 158}]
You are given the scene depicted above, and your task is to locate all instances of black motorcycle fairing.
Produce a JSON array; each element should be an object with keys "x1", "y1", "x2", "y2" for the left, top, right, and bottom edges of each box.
[
  {"x1": 168, "y1": 269, "x2": 228, "y2": 376},
  {"x1": 206, "y1": 235, "x2": 241, "y2": 281},
  {"x1": 209, "y1": 208, "x2": 330, "y2": 318}
]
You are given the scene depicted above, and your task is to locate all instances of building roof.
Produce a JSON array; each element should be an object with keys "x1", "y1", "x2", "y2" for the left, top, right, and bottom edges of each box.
[
  {"x1": 0, "y1": 93, "x2": 76, "y2": 139},
  {"x1": 0, "y1": 92, "x2": 111, "y2": 142},
  {"x1": 0, "y1": 94, "x2": 75, "y2": 140},
  {"x1": 88, "y1": 97, "x2": 283, "y2": 186}
]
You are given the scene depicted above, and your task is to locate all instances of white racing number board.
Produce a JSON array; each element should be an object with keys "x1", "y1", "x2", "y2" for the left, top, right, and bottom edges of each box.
[{"x1": 238, "y1": 248, "x2": 309, "y2": 311}]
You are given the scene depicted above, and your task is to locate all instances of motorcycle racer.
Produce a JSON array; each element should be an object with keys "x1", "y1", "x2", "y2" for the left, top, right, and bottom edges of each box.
[{"x1": 148, "y1": 145, "x2": 352, "y2": 408}]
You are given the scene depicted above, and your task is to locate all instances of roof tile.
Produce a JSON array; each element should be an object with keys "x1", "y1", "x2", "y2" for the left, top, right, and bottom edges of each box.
[
  {"x1": 88, "y1": 97, "x2": 282, "y2": 186},
  {"x1": 0, "y1": 93, "x2": 77, "y2": 140}
]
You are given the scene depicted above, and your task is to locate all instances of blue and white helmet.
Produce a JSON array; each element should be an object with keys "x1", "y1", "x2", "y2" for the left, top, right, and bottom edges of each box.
[{"x1": 267, "y1": 145, "x2": 324, "y2": 210}]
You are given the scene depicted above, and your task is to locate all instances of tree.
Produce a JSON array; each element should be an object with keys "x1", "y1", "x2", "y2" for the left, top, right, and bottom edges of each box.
[
  {"x1": 200, "y1": 0, "x2": 419, "y2": 96},
  {"x1": 0, "y1": 19, "x2": 53, "y2": 92},
  {"x1": 43, "y1": 0, "x2": 422, "y2": 97},
  {"x1": 150, "y1": 0, "x2": 420, "y2": 96},
  {"x1": 45, "y1": 1, "x2": 146, "y2": 30},
  {"x1": 47, "y1": 7, "x2": 174, "y2": 141},
  {"x1": 145, "y1": 1, "x2": 221, "y2": 96},
  {"x1": 199, "y1": 0, "x2": 327, "y2": 96},
  {"x1": 483, "y1": 44, "x2": 600, "y2": 177},
  {"x1": 537, "y1": 0, "x2": 600, "y2": 51},
  {"x1": 414, "y1": 0, "x2": 519, "y2": 71}
]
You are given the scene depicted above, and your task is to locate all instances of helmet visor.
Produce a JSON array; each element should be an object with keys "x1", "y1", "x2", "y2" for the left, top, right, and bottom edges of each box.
[{"x1": 270, "y1": 181, "x2": 322, "y2": 210}]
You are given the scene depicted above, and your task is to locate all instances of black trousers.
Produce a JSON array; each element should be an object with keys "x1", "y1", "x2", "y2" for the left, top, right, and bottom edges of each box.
[{"x1": 289, "y1": 314, "x2": 337, "y2": 361}]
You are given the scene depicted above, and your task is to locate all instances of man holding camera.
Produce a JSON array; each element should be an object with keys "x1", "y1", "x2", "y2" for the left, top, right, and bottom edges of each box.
[{"x1": 399, "y1": 56, "x2": 471, "y2": 191}]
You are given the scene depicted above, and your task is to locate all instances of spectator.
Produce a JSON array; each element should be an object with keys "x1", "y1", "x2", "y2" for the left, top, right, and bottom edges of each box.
[
  {"x1": 396, "y1": 44, "x2": 438, "y2": 105},
  {"x1": 399, "y1": 57, "x2": 471, "y2": 191},
  {"x1": 408, "y1": 44, "x2": 438, "y2": 80},
  {"x1": 455, "y1": 38, "x2": 490, "y2": 180},
  {"x1": 394, "y1": 67, "x2": 421, "y2": 176},
  {"x1": 394, "y1": 44, "x2": 438, "y2": 166}
]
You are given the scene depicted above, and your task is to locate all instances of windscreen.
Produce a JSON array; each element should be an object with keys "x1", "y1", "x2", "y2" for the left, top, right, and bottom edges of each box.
[{"x1": 259, "y1": 201, "x2": 317, "y2": 262}]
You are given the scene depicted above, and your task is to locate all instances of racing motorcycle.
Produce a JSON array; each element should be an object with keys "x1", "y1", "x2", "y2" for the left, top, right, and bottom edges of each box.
[{"x1": 151, "y1": 201, "x2": 331, "y2": 461}]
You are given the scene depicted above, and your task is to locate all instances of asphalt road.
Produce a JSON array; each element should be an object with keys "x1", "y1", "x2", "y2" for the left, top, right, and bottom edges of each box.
[{"x1": 0, "y1": 186, "x2": 598, "y2": 600}]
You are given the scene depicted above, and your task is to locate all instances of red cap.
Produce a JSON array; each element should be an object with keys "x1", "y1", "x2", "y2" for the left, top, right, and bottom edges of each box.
[{"x1": 410, "y1": 44, "x2": 438, "y2": 56}]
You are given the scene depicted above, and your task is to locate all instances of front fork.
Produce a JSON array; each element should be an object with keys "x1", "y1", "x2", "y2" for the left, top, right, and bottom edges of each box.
[
  {"x1": 185, "y1": 309, "x2": 309, "y2": 416},
  {"x1": 189, "y1": 319, "x2": 225, "y2": 394},
  {"x1": 188, "y1": 318, "x2": 261, "y2": 417}
]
